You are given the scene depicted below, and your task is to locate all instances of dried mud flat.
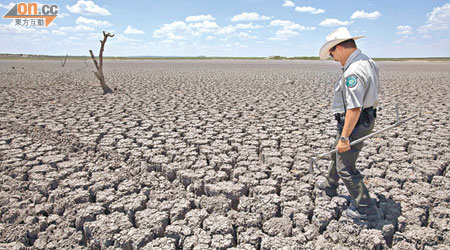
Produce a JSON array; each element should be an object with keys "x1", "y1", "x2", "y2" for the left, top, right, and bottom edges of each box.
[{"x1": 0, "y1": 59, "x2": 449, "y2": 250}]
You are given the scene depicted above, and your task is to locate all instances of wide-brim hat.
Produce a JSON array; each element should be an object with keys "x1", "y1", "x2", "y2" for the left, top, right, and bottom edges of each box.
[{"x1": 319, "y1": 27, "x2": 364, "y2": 60}]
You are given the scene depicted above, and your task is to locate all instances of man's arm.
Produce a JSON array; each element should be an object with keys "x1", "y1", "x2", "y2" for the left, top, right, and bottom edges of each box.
[{"x1": 337, "y1": 107, "x2": 361, "y2": 153}]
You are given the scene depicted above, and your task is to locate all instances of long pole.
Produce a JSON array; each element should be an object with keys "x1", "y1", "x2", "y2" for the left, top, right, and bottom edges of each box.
[{"x1": 309, "y1": 114, "x2": 417, "y2": 173}]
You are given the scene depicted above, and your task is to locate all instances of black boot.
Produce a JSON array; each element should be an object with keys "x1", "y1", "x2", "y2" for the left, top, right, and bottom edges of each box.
[
  {"x1": 316, "y1": 180, "x2": 338, "y2": 197},
  {"x1": 343, "y1": 204, "x2": 380, "y2": 222}
]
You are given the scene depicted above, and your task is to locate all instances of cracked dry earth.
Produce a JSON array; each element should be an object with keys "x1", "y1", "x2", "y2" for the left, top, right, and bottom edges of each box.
[{"x1": 0, "y1": 59, "x2": 449, "y2": 250}]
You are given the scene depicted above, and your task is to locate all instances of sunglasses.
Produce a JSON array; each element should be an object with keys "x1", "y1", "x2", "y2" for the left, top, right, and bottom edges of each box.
[{"x1": 329, "y1": 45, "x2": 337, "y2": 58}]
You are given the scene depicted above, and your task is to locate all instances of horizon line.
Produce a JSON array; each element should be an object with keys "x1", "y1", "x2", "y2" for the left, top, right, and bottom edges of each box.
[{"x1": 1, "y1": 53, "x2": 450, "y2": 61}]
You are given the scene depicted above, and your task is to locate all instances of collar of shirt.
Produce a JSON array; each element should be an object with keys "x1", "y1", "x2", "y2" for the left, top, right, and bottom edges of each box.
[{"x1": 342, "y1": 48, "x2": 362, "y2": 72}]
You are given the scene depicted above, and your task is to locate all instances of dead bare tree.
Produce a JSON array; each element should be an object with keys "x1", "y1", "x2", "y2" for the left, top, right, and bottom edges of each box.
[
  {"x1": 61, "y1": 53, "x2": 68, "y2": 67},
  {"x1": 89, "y1": 31, "x2": 114, "y2": 94}
]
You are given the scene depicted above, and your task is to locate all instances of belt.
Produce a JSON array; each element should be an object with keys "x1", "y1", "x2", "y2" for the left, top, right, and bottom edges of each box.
[{"x1": 335, "y1": 107, "x2": 376, "y2": 123}]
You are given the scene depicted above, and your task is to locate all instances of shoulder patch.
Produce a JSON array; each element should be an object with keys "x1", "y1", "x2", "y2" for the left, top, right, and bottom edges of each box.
[{"x1": 345, "y1": 75, "x2": 358, "y2": 88}]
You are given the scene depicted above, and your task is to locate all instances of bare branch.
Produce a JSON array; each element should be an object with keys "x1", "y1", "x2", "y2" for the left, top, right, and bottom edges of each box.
[
  {"x1": 98, "y1": 31, "x2": 115, "y2": 70},
  {"x1": 61, "y1": 53, "x2": 68, "y2": 67},
  {"x1": 88, "y1": 31, "x2": 114, "y2": 94},
  {"x1": 89, "y1": 50, "x2": 99, "y2": 70}
]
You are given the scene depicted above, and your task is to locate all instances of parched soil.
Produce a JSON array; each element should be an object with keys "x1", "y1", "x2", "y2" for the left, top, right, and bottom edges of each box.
[{"x1": 0, "y1": 59, "x2": 449, "y2": 249}]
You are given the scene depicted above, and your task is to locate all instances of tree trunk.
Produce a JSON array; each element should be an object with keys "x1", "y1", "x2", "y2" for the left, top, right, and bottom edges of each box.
[
  {"x1": 89, "y1": 31, "x2": 114, "y2": 95},
  {"x1": 94, "y1": 70, "x2": 113, "y2": 94},
  {"x1": 61, "y1": 53, "x2": 68, "y2": 67}
]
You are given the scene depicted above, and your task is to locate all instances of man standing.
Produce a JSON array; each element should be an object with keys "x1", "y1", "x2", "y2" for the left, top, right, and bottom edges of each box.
[{"x1": 317, "y1": 27, "x2": 380, "y2": 222}]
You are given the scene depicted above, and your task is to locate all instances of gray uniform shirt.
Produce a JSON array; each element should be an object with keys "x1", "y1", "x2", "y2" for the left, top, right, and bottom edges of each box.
[{"x1": 332, "y1": 49, "x2": 380, "y2": 114}]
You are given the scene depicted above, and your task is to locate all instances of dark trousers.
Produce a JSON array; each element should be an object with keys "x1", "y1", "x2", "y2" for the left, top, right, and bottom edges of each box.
[{"x1": 325, "y1": 110, "x2": 376, "y2": 210}]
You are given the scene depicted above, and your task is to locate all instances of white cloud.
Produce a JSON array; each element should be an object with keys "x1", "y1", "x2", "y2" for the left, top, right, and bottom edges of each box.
[
  {"x1": 282, "y1": 1, "x2": 295, "y2": 7},
  {"x1": 59, "y1": 25, "x2": 95, "y2": 32},
  {"x1": 124, "y1": 25, "x2": 145, "y2": 35},
  {"x1": 57, "y1": 13, "x2": 70, "y2": 19},
  {"x1": 114, "y1": 34, "x2": 141, "y2": 44},
  {"x1": 178, "y1": 41, "x2": 187, "y2": 46},
  {"x1": 394, "y1": 35, "x2": 416, "y2": 44},
  {"x1": 396, "y1": 25, "x2": 413, "y2": 35},
  {"x1": 231, "y1": 12, "x2": 271, "y2": 22},
  {"x1": 0, "y1": 2, "x2": 14, "y2": 9},
  {"x1": 88, "y1": 32, "x2": 103, "y2": 40},
  {"x1": 153, "y1": 18, "x2": 233, "y2": 41},
  {"x1": 270, "y1": 19, "x2": 315, "y2": 31},
  {"x1": 319, "y1": 18, "x2": 351, "y2": 27},
  {"x1": 52, "y1": 30, "x2": 67, "y2": 36},
  {"x1": 67, "y1": 36, "x2": 81, "y2": 41},
  {"x1": 418, "y1": 3, "x2": 450, "y2": 33},
  {"x1": 270, "y1": 20, "x2": 293, "y2": 27},
  {"x1": 153, "y1": 19, "x2": 231, "y2": 40},
  {"x1": 0, "y1": 22, "x2": 48, "y2": 35},
  {"x1": 270, "y1": 29, "x2": 300, "y2": 40},
  {"x1": 206, "y1": 36, "x2": 215, "y2": 41},
  {"x1": 295, "y1": 6, "x2": 325, "y2": 14},
  {"x1": 189, "y1": 21, "x2": 220, "y2": 33},
  {"x1": 238, "y1": 32, "x2": 257, "y2": 40},
  {"x1": 239, "y1": 44, "x2": 249, "y2": 49},
  {"x1": 269, "y1": 19, "x2": 315, "y2": 40},
  {"x1": 216, "y1": 25, "x2": 236, "y2": 35},
  {"x1": 66, "y1": 0, "x2": 111, "y2": 16},
  {"x1": 351, "y1": 10, "x2": 381, "y2": 20},
  {"x1": 221, "y1": 42, "x2": 248, "y2": 49},
  {"x1": 394, "y1": 25, "x2": 414, "y2": 46},
  {"x1": 0, "y1": 22, "x2": 54, "y2": 51},
  {"x1": 76, "y1": 16, "x2": 111, "y2": 27},
  {"x1": 153, "y1": 21, "x2": 192, "y2": 40},
  {"x1": 185, "y1": 14, "x2": 215, "y2": 22},
  {"x1": 235, "y1": 23, "x2": 263, "y2": 29}
]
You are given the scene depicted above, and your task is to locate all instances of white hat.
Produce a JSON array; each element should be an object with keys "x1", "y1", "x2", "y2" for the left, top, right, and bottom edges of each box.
[{"x1": 319, "y1": 27, "x2": 364, "y2": 60}]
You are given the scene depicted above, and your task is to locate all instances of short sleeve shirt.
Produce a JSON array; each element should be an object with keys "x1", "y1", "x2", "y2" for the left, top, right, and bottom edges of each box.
[{"x1": 332, "y1": 49, "x2": 380, "y2": 114}]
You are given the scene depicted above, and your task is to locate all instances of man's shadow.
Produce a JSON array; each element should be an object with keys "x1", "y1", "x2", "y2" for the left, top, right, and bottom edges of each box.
[
  {"x1": 376, "y1": 194, "x2": 402, "y2": 247},
  {"x1": 340, "y1": 193, "x2": 401, "y2": 247}
]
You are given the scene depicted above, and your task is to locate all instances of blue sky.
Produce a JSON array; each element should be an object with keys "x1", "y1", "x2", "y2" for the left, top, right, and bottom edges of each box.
[{"x1": 1, "y1": 0, "x2": 449, "y2": 57}]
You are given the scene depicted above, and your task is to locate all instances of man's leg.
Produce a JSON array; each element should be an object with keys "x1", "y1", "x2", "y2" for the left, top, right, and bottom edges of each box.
[
  {"x1": 335, "y1": 142, "x2": 373, "y2": 207},
  {"x1": 337, "y1": 119, "x2": 378, "y2": 218},
  {"x1": 316, "y1": 134, "x2": 340, "y2": 197}
]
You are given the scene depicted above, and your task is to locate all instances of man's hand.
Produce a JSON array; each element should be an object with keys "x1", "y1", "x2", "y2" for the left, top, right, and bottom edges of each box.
[{"x1": 337, "y1": 139, "x2": 350, "y2": 153}]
